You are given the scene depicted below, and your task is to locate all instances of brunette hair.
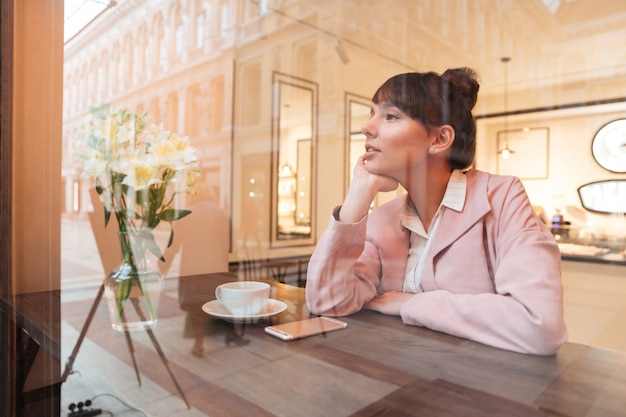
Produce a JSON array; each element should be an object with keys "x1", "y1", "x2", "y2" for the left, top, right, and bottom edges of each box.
[{"x1": 372, "y1": 68, "x2": 480, "y2": 170}]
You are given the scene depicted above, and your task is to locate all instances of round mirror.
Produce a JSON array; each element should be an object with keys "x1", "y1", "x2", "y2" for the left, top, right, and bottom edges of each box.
[{"x1": 591, "y1": 119, "x2": 626, "y2": 173}]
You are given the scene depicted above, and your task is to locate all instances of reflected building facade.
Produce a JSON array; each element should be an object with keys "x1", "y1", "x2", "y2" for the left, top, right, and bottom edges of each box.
[{"x1": 62, "y1": 0, "x2": 626, "y2": 274}]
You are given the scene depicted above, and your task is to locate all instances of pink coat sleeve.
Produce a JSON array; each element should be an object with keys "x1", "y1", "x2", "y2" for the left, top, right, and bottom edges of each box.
[{"x1": 305, "y1": 208, "x2": 382, "y2": 316}]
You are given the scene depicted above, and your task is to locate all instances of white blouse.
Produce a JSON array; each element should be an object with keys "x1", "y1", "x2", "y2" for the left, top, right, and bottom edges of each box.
[{"x1": 401, "y1": 170, "x2": 467, "y2": 293}]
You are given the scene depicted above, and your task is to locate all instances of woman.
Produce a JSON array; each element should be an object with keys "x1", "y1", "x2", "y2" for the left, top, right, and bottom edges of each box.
[{"x1": 306, "y1": 68, "x2": 568, "y2": 355}]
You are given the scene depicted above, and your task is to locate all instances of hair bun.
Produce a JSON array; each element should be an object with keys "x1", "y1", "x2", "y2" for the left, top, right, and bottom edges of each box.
[{"x1": 442, "y1": 67, "x2": 480, "y2": 110}]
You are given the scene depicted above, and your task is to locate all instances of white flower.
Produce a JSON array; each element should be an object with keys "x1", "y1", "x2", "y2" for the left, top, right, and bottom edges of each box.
[
  {"x1": 121, "y1": 157, "x2": 161, "y2": 191},
  {"x1": 77, "y1": 103, "x2": 200, "y2": 238},
  {"x1": 80, "y1": 156, "x2": 108, "y2": 178}
]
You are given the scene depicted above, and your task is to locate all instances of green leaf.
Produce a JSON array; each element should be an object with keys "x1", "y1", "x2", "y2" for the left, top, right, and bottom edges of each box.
[
  {"x1": 90, "y1": 103, "x2": 110, "y2": 118},
  {"x1": 86, "y1": 134, "x2": 100, "y2": 150},
  {"x1": 95, "y1": 177, "x2": 104, "y2": 194},
  {"x1": 149, "y1": 218, "x2": 161, "y2": 229},
  {"x1": 104, "y1": 208, "x2": 111, "y2": 227},
  {"x1": 139, "y1": 230, "x2": 165, "y2": 262},
  {"x1": 136, "y1": 188, "x2": 150, "y2": 206},
  {"x1": 94, "y1": 180, "x2": 112, "y2": 227},
  {"x1": 150, "y1": 185, "x2": 166, "y2": 212},
  {"x1": 159, "y1": 209, "x2": 192, "y2": 222},
  {"x1": 167, "y1": 227, "x2": 174, "y2": 248}
]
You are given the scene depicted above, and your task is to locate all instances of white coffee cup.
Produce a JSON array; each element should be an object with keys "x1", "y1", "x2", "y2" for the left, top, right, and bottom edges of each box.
[{"x1": 215, "y1": 281, "x2": 270, "y2": 316}]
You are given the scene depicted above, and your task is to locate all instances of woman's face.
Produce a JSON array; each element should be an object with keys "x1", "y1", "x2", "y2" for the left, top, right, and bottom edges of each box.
[{"x1": 361, "y1": 101, "x2": 433, "y2": 183}]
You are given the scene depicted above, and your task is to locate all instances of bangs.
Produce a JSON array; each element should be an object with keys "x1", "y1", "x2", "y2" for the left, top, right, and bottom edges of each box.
[
  {"x1": 372, "y1": 73, "x2": 441, "y2": 127},
  {"x1": 372, "y1": 75, "x2": 417, "y2": 112}
]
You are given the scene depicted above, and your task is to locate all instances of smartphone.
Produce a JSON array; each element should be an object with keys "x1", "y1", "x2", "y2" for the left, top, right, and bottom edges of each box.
[{"x1": 264, "y1": 317, "x2": 348, "y2": 341}]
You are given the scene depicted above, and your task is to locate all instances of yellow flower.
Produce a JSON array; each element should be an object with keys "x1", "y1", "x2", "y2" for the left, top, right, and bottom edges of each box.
[
  {"x1": 126, "y1": 163, "x2": 158, "y2": 190},
  {"x1": 77, "y1": 102, "x2": 198, "y2": 239},
  {"x1": 170, "y1": 133, "x2": 189, "y2": 151}
]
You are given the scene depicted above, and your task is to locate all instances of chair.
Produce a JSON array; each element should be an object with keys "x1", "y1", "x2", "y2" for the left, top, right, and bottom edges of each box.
[
  {"x1": 237, "y1": 242, "x2": 270, "y2": 281},
  {"x1": 297, "y1": 257, "x2": 310, "y2": 287}
]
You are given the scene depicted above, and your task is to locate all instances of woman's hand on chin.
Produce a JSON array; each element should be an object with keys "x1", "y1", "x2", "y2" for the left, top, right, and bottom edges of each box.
[
  {"x1": 364, "y1": 291, "x2": 414, "y2": 316},
  {"x1": 339, "y1": 155, "x2": 398, "y2": 222},
  {"x1": 354, "y1": 155, "x2": 399, "y2": 194}
]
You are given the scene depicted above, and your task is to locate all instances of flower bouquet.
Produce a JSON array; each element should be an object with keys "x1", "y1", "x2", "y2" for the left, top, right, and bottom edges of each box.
[{"x1": 78, "y1": 103, "x2": 199, "y2": 330}]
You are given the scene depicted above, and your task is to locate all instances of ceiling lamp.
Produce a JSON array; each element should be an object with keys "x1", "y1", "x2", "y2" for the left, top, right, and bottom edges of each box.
[
  {"x1": 498, "y1": 57, "x2": 515, "y2": 159},
  {"x1": 500, "y1": 145, "x2": 514, "y2": 159}
]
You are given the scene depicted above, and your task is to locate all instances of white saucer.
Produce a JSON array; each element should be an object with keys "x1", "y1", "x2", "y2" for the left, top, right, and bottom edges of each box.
[{"x1": 202, "y1": 299, "x2": 287, "y2": 323}]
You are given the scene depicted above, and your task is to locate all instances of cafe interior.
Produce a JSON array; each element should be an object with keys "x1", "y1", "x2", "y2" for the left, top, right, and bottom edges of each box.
[{"x1": 2, "y1": 0, "x2": 626, "y2": 416}]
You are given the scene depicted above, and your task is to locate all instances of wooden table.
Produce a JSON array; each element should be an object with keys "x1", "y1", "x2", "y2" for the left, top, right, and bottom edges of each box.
[
  {"x1": 44, "y1": 271, "x2": 626, "y2": 416},
  {"x1": 160, "y1": 272, "x2": 626, "y2": 416}
]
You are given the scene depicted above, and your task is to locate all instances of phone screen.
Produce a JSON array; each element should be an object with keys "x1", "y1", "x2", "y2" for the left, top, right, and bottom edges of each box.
[{"x1": 265, "y1": 317, "x2": 348, "y2": 341}]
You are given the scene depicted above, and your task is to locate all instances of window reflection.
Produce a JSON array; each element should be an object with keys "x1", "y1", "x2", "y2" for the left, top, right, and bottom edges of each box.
[
  {"x1": 59, "y1": 0, "x2": 626, "y2": 280},
  {"x1": 272, "y1": 75, "x2": 317, "y2": 246},
  {"x1": 346, "y1": 96, "x2": 370, "y2": 191},
  {"x1": 9, "y1": 3, "x2": 626, "y2": 411}
]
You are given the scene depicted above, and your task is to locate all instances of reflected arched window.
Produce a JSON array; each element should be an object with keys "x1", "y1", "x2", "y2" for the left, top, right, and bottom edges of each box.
[
  {"x1": 195, "y1": 7, "x2": 205, "y2": 49},
  {"x1": 100, "y1": 50, "x2": 109, "y2": 99},
  {"x1": 70, "y1": 69, "x2": 78, "y2": 112},
  {"x1": 220, "y1": 2, "x2": 230, "y2": 38},
  {"x1": 116, "y1": 46, "x2": 124, "y2": 93},
  {"x1": 89, "y1": 58, "x2": 98, "y2": 104},
  {"x1": 95, "y1": 55, "x2": 104, "y2": 103},
  {"x1": 154, "y1": 14, "x2": 166, "y2": 72},
  {"x1": 79, "y1": 65, "x2": 87, "y2": 109},
  {"x1": 244, "y1": 0, "x2": 265, "y2": 21},
  {"x1": 122, "y1": 33, "x2": 133, "y2": 89},
  {"x1": 110, "y1": 47, "x2": 120, "y2": 94},
  {"x1": 86, "y1": 63, "x2": 93, "y2": 105},
  {"x1": 145, "y1": 24, "x2": 153, "y2": 79},
  {"x1": 205, "y1": 2, "x2": 216, "y2": 40},
  {"x1": 175, "y1": 9, "x2": 184, "y2": 58},
  {"x1": 135, "y1": 25, "x2": 148, "y2": 82}
]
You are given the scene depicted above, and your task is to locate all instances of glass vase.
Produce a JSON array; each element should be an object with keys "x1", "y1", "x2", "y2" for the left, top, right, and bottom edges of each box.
[{"x1": 104, "y1": 231, "x2": 164, "y2": 332}]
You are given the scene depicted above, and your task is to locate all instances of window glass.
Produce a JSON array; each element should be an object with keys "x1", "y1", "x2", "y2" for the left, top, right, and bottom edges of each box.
[{"x1": 57, "y1": 2, "x2": 626, "y2": 377}]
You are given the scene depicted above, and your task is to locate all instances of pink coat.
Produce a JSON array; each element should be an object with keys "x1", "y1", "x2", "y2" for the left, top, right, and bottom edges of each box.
[{"x1": 306, "y1": 169, "x2": 568, "y2": 355}]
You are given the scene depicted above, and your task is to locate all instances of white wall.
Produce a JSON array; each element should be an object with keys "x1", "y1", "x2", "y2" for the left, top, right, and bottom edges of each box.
[
  {"x1": 477, "y1": 104, "x2": 626, "y2": 238},
  {"x1": 562, "y1": 260, "x2": 626, "y2": 351}
]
